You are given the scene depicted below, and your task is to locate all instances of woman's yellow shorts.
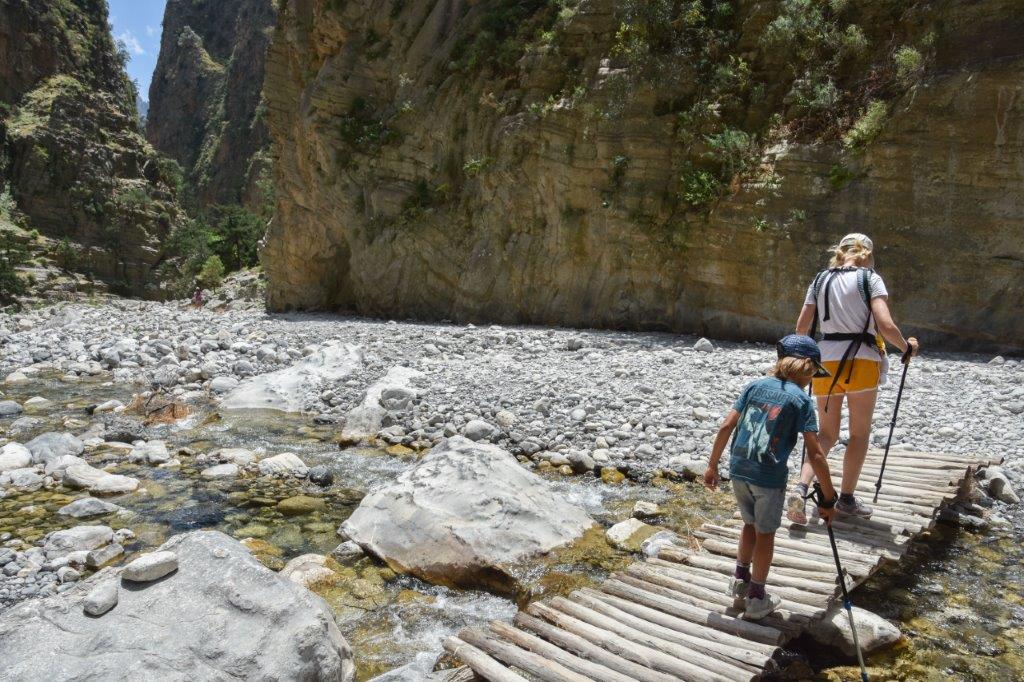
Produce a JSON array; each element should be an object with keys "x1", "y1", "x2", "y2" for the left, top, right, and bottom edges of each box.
[{"x1": 812, "y1": 359, "x2": 881, "y2": 395}]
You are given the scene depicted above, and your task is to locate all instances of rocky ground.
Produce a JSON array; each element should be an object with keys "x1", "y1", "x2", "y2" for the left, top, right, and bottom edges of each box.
[
  {"x1": 2, "y1": 294, "x2": 1021, "y2": 484},
  {"x1": 0, "y1": 292, "x2": 1021, "y2": 678}
]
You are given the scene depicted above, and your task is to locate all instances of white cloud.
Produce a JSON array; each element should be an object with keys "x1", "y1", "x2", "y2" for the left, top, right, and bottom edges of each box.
[
  {"x1": 145, "y1": 25, "x2": 158, "y2": 38},
  {"x1": 116, "y1": 30, "x2": 146, "y2": 56}
]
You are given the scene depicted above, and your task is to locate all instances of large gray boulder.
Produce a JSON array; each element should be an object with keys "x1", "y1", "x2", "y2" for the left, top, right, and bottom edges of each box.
[
  {"x1": 25, "y1": 432, "x2": 84, "y2": 465},
  {"x1": 0, "y1": 531, "x2": 355, "y2": 681},
  {"x1": 342, "y1": 436, "x2": 594, "y2": 593},
  {"x1": 341, "y1": 366, "x2": 423, "y2": 443},
  {"x1": 221, "y1": 342, "x2": 363, "y2": 412}
]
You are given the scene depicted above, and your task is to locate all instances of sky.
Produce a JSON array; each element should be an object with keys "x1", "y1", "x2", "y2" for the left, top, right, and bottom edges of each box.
[{"x1": 108, "y1": 1, "x2": 168, "y2": 102}]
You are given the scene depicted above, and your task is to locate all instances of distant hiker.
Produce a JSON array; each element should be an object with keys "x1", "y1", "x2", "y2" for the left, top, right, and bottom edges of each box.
[
  {"x1": 704, "y1": 335, "x2": 838, "y2": 620},
  {"x1": 191, "y1": 285, "x2": 204, "y2": 308},
  {"x1": 787, "y1": 233, "x2": 919, "y2": 524}
]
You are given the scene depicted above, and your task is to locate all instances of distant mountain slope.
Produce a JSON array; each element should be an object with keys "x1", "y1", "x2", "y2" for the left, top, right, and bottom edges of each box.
[
  {"x1": 0, "y1": 0, "x2": 185, "y2": 297},
  {"x1": 146, "y1": 0, "x2": 277, "y2": 209}
]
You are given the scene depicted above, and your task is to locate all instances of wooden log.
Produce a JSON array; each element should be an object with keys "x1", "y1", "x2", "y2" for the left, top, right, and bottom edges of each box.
[
  {"x1": 767, "y1": 519, "x2": 910, "y2": 556},
  {"x1": 442, "y1": 636, "x2": 528, "y2": 682},
  {"x1": 625, "y1": 563, "x2": 824, "y2": 618},
  {"x1": 698, "y1": 537, "x2": 869, "y2": 577},
  {"x1": 458, "y1": 628, "x2": 592, "y2": 682},
  {"x1": 546, "y1": 596, "x2": 756, "y2": 680},
  {"x1": 647, "y1": 556, "x2": 836, "y2": 597},
  {"x1": 513, "y1": 612, "x2": 677, "y2": 682},
  {"x1": 727, "y1": 511, "x2": 909, "y2": 544},
  {"x1": 692, "y1": 527, "x2": 878, "y2": 573},
  {"x1": 576, "y1": 588, "x2": 776, "y2": 661},
  {"x1": 707, "y1": 521, "x2": 905, "y2": 562},
  {"x1": 528, "y1": 601, "x2": 731, "y2": 682},
  {"x1": 642, "y1": 558, "x2": 829, "y2": 606},
  {"x1": 599, "y1": 577, "x2": 784, "y2": 645},
  {"x1": 572, "y1": 588, "x2": 773, "y2": 669},
  {"x1": 489, "y1": 621, "x2": 636, "y2": 682},
  {"x1": 658, "y1": 546, "x2": 839, "y2": 585},
  {"x1": 611, "y1": 572, "x2": 807, "y2": 639}
]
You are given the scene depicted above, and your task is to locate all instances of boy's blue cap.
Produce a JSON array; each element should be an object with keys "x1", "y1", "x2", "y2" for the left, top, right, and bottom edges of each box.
[{"x1": 777, "y1": 334, "x2": 831, "y2": 378}]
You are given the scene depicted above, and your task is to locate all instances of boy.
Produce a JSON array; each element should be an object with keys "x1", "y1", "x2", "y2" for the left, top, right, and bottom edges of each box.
[{"x1": 703, "y1": 334, "x2": 839, "y2": 620}]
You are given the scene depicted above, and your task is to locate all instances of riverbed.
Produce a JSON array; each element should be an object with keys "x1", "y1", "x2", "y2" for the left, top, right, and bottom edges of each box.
[{"x1": 1, "y1": 302, "x2": 1021, "y2": 679}]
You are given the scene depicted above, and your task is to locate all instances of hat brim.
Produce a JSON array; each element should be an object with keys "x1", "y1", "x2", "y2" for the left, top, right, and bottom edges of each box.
[{"x1": 812, "y1": 360, "x2": 831, "y2": 378}]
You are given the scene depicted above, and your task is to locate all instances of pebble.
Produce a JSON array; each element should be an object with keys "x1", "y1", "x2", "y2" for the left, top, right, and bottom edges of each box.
[
  {"x1": 83, "y1": 580, "x2": 119, "y2": 616},
  {"x1": 201, "y1": 463, "x2": 240, "y2": 479},
  {"x1": 122, "y1": 551, "x2": 179, "y2": 582}
]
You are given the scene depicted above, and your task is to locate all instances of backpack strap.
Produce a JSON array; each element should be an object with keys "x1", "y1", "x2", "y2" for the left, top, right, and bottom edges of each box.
[
  {"x1": 808, "y1": 269, "x2": 830, "y2": 340},
  {"x1": 822, "y1": 267, "x2": 878, "y2": 411}
]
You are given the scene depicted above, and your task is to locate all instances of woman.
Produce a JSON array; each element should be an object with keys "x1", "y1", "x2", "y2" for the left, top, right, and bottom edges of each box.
[{"x1": 786, "y1": 233, "x2": 918, "y2": 523}]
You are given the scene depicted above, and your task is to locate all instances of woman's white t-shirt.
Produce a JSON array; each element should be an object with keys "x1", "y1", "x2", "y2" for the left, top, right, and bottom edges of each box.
[{"x1": 804, "y1": 269, "x2": 888, "y2": 362}]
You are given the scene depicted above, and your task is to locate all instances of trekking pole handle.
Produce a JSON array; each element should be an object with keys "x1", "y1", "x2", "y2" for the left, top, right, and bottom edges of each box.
[{"x1": 901, "y1": 344, "x2": 914, "y2": 364}]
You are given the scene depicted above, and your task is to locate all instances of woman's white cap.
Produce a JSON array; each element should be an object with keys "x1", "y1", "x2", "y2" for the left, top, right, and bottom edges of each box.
[{"x1": 839, "y1": 233, "x2": 873, "y2": 250}]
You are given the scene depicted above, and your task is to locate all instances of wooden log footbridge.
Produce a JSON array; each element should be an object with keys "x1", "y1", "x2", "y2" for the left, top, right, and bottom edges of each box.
[{"x1": 445, "y1": 449, "x2": 1002, "y2": 681}]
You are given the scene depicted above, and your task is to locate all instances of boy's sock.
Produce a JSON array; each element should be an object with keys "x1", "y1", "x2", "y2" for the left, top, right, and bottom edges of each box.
[
  {"x1": 734, "y1": 562, "x2": 751, "y2": 582},
  {"x1": 796, "y1": 482, "x2": 808, "y2": 495},
  {"x1": 748, "y1": 581, "x2": 766, "y2": 601},
  {"x1": 839, "y1": 492, "x2": 856, "y2": 504}
]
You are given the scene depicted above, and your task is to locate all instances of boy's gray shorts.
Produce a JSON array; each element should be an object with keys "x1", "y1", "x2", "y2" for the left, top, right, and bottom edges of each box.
[{"x1": 733, "y1": 481, "x2": 785, "y2": 534}]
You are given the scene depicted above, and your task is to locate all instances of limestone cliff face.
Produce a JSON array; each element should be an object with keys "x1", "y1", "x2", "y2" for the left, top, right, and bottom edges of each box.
[
  {"x1": 147, "y1": 0, "x2": 277, "y2": 208},
  {"x1": 0, "y1": 0, "x2": 183, "y2": 296},
  {"x1": 264, "y1": 0, "x2": 1024, "y2": 353}
]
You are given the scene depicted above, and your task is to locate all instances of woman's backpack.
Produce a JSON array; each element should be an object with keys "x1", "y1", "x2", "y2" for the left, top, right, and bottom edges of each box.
[{"x1": 808, "y1": 267, "x2": 882, "y2": 409}]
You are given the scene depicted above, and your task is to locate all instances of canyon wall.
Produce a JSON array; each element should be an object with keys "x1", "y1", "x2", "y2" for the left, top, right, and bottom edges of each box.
[
  {"x1": 263, "y1": 0, "x2": 1024, "y2": 353},
  {"x1": 0, "y1": 0, "x2": 184, "y2": 296},
  {"x1": 147, "y1": 0, "x2": 277, "y2": 209}
]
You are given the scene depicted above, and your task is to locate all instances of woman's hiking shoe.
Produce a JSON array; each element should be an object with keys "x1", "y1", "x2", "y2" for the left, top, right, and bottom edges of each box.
[
  {"x1": 728, "y1": 578, "x2": 749, "y2": 602},
  {"x1": 743, "y1": 593, "x2": 781, "y2": 621},
  {"x1": 836, "y1": 496, "x2": 873, "y2": 517},
  {"x1": 786, "y1": 487, "x2": 809, "y2": 525}
]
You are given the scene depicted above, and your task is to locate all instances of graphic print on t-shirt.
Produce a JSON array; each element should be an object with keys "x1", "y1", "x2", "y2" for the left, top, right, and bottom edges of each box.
[{"x1": 736, "y1": 399, "x2": 787, "y2": 464}]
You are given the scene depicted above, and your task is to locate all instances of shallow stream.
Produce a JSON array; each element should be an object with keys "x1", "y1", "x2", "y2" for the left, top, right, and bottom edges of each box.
[{"x1": 1, "y1": 375, "x2": 1021, "y2": 680}]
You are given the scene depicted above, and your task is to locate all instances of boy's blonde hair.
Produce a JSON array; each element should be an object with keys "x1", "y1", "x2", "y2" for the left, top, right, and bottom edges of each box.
[
  {"x1": 828, "y1": 237, "x2": 873, "y2": 268},
  {"x1": 771, "y1": 357, "x2": 816, "y2": 381}
]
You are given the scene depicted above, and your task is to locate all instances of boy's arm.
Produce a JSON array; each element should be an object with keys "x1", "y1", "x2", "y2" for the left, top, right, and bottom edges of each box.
[
  {"x1": 704, "y1": 410, "x2": 740, "y2": 489},
  {"x1": 803, "y1": 432, "x2": 838, "y2": 521}
]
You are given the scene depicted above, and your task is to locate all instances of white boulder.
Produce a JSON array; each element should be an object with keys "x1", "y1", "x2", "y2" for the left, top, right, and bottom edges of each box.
[
  {"x1": 342, "y1": 436, "x2": 594, "y2": 593},
  {"x1": 221, "y1": 342, "x2": 363, "y2": 412}
]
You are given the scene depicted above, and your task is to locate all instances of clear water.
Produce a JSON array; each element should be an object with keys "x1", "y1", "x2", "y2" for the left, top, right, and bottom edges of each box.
[{"x1": 2, "y1": 374, "x2": 1020, "y2": 680}]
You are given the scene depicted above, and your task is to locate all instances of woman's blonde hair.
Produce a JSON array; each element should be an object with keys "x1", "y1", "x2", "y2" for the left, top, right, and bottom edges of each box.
[
  {"x1": 828, "y1": 237, "x2": 873, "y2": 268},
  {"x1": 771, "y1": 357, "x2": 815, "y2": 382}
]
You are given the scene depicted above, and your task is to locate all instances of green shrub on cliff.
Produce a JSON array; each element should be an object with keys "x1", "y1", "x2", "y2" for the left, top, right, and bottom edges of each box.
[
  {"x1": 679, "y1": 169, "x2": 721, "y2": 209},
  {"x1": 894, "y1": 46, "x2": 923, "y2": 85},
  {"x1": 843, "y1": 100, "x2": 887, "y2": 149}
]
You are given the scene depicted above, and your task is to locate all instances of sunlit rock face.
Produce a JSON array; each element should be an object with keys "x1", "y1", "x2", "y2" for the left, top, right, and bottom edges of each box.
[{"x1": 263, "y1": 0, "x2": 1023, "y2": 354}]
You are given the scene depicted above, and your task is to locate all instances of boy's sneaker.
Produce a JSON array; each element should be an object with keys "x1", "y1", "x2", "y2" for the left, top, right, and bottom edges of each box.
[
  {"x1": 744, "y1": 592, "x2": 781, "y2": 621},
  {"x1": 836, "y1": 496, "x2": 873, "y2": 518},
  {"x1": 786, "y1": 487, "x2": 809, "y2": 525},
  {"x1": 728, "y1": 578, "x2": 749, "y2": 601}
]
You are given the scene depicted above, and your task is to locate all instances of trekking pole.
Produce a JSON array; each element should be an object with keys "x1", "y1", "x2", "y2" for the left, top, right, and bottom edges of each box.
[
  {"x1": 873, "y1": 346, "x2": 913, "y2": 503},
  {"x1": 808, "y1": 482, "x2": 869, "y2": 682}
]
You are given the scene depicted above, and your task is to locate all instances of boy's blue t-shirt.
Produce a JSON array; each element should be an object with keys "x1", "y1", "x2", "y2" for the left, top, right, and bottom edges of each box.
[{"x1": 729, "y1": 377, "x2": 818, "y2": 489}]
